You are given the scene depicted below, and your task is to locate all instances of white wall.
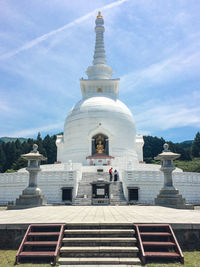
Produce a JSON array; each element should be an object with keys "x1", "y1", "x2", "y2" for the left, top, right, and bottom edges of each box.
[
  {"x1": 0, "y1": 170, "x2": 81, "y2": 205},
  {"x1": 1, "y1": 169, "x2": 200, "y2": 205},
  {"x1": 121, "y1": 170, "x2": 200, "y2": 204}
]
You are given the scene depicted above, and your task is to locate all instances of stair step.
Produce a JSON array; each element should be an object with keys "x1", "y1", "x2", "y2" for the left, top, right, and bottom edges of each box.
[
  {"x1": 58, "y1": 257, "x2": 141, "y2": 265},
  {"x1": 24, "y1": 241, "x2": 57, "y2": 246},
  {"x1": 64, "y1": 229, "x2": 135, "y2": 235},
  {"x1": 140, "y1": 232, "x2": 171, "y2": 236},
  {"x1": 137, "y1": 224, "x2": 170, "y2": 227},
  {"x1": 28, "y1": 224, "x2": 63, "y2": 227},
  {"x1": 60, "y1": 246, "x2": 138, "y2": 252},
  {"x1": 19, "y1": 251, "x2": 55, "y2": 257},
  {"x1": 66, "y1": 223, "x2": 134, "y2": 230},
  {"x1": 28, "y1": 232, "x2": 60, "y2": 236},
  {"x1": 143, "y1": 241, "x2": 175, "y2": 246},
  {"x1": 145, "y1": 252, "x2": 180, "y2": 258},
  {"x1": 63, "y1": 237, "x2": 137, "y2": 242}
]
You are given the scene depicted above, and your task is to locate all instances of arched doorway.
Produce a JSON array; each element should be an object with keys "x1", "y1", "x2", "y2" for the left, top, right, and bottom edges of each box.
[{"x1": 92, "y1": 134, "x2": 109, "y2": 155}]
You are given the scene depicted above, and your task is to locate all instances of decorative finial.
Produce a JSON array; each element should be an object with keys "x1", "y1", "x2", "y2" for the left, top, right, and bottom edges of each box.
[
  {"x1": 163, "y1": 143, "x2": 169, "y2": 152},
  {"x1": 31, "y1": 144, "x2": 39, "y2": 154},
  {"x1": 97, "y1": 11, "x2": 103, "y2": 18}
]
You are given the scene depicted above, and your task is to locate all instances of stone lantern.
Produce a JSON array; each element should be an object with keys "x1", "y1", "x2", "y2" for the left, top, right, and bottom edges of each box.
[
  {"x1": 154, "y1": 143, "x2": 187, "y2": 209},
  {"x1": 16, "y1": 144, "x2": 47, "y2": 207}
]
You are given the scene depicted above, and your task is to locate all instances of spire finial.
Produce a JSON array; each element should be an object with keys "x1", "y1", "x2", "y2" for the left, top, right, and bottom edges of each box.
[
  {"x1": 85, "y1": 12, "x2": 114, "y2": 79},
  {"x1": 97, "y1": 11, "x2": 103, "y2": 18}
]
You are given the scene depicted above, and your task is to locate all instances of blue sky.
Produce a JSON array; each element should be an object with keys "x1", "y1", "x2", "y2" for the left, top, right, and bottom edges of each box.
[{"x1": 0, "y1": 0, "x2": 200, "y2": 142}]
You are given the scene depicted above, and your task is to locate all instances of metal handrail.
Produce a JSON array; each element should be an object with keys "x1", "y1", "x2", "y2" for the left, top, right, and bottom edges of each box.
[
  {"x1": 135, "y1": 224, "x2": 146, "y2": 265},
  {"x1": 54, "y1": 224, "x2": 65, "y2": 265},
  {"x1": 15, "y1": 224, "x2": 31, "y2": 264},
  {"x1": 168, "y1": 224, "x2": 184, "y2": 264}
]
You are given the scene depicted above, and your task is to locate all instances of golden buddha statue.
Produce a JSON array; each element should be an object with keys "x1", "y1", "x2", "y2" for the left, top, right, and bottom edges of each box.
[
  {"x1": 96, "y1": 135, "x2": 105, "y2": 154},
  {"x1": 96, "y1": 140, "x2": 104, "y2": 154}
]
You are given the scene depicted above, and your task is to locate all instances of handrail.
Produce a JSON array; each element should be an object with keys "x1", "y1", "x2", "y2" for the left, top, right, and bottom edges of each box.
[
  {"x1": 168, "y1": 225, "x2": 184, "y2": 264},
  {"x1": 135, "y1": 224, "x2": 146, "y2": 265},
  {"x1": 15, "y1": 224, "x2": 31, "y2": 264},
  {"x1": 54, "y1": 224, "x2": 65, "y2": 265}
]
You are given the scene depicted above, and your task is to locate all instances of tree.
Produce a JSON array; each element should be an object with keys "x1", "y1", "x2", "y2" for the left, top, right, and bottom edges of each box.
[
  {"x1": 36, "y1": 132, "x2": 47, "y2": 158},
  {"x1": 168, "y1": 142, "x2": 191, "y2": 161},
  {"x1": 191, "y1": 132, "x2": 200, "y2": 158},
  {"x1": 11, "y1": 157, "x2": 27, "y2": 170},
  {"x1": 0, "y1": 146, "x2": 6, "y2": 172},
  {"x1": 43, "y1": 135, "x2": 57, "y2": 164},
  {"x1": 143, "y1": 136, "x2": 165, "y2": 162},
  {"x1": 3, "y1": 142, "x2": 17, "y2": 171}
]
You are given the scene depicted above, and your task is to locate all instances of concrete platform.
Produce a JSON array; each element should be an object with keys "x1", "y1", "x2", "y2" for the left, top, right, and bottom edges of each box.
[
  {"x1": 0, "y1": 205, "x2": 200, "y2": 250},
  {"x1": 0, "y1": 205, "x2": 200, "y2": 227}
]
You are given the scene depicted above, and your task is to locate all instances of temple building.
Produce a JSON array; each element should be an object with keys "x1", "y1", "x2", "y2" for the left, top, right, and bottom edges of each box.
[
  {"x1": 0, "y1": 12, "x2": 200, "y2": 206},
  {"x1": 56, "y1": 11, "x2": 144, "y2": 166}
]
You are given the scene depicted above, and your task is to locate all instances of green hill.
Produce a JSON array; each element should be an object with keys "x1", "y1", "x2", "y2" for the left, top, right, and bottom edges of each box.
[{"x1": 0, "y1": 137, "x2": 27, "y2": 144}]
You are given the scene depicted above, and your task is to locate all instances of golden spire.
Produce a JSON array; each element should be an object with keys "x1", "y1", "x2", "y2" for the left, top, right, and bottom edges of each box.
[{"x1": 97, "y1": 11, "x2": 103, "y2": 18}]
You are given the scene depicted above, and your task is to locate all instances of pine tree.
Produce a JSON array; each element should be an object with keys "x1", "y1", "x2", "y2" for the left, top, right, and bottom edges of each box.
[
  {"x1": 143, "y1": 136, "x2": 165, "y2": 162},
  {"x1": 0, "y1": 145, "x2": 6, "y2": 172},
  {"x1": 11, "y1": 157, "x2": 27, "y2": 170},
  {"x1": 36, "y1": 132, "x2": 47, "y2": 158},
  {"x1": 43, "y1": 134, "x2": 57, "y2": 164},
  {"x1": 191, "y1": 132, "x2": 200, "y2": 158},
  {"x1": 4, "y1": 142, "x2": 17, "y2": 171}
]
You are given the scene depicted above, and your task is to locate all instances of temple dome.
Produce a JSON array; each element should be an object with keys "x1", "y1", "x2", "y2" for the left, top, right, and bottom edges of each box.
[
  {"x1": 67, "y1": 97, "x2": 134, "y2": 120},
  {"x1": 56, "y1": 96, "x2": 138, "y2": 164}
]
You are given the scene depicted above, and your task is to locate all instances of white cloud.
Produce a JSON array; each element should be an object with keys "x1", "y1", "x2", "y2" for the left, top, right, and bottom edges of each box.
[
  {"x1": 120, "y1": 42, "x2": 200, "y2": 93},
  {"x1": 0, "y1": 0, "x2": 128, "y2": 60},
  {"x1": 9, "y1": 122, "x2": 64, "y2": 138},
  {"x1": 133, "y1": 91, "x2": 200, "y2": 131}
]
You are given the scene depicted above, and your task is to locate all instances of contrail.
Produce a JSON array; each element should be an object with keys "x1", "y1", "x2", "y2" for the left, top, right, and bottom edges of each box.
[{"x1": 0, "y1": 0, "x2": 128, "y2": 60}]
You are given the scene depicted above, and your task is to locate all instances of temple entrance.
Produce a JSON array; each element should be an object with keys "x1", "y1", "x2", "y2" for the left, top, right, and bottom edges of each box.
[
  {"x1": 92, "y1": 134, "x2": 109, "y2": 155},
  {"x1": 91, "y1": 181, "x2": 110, "y2": 205},
  {"x1": 128, "y1": 187, "x2": 139, "y2": 202},
  {"x1": 62, "y1": 187, "x2": 73, "y2": 202}
]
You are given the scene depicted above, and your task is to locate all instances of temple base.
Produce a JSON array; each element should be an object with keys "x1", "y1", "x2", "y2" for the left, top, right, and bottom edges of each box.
[
  {"x1": 15, "y1": 189, "x2": 47, "y2": 208},
  {"x1": 155, "y1": 187, "x2": 192, "y2": 209}
]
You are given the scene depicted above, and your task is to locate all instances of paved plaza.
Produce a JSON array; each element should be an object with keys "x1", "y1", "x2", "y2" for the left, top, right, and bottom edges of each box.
[{"x1": 0, "y1": 205, "x2": 200, "y2": 228}]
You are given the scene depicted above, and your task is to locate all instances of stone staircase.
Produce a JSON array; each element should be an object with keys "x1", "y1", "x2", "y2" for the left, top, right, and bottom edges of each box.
[
  {"x1": 58, "y1": 223, "x2": 141, "y2": 266},
  {"x1": 74, "y1": 172, "x2": 127, "y2": 205},
  {"x1": 110, "y1": 181, "x2": 127, "y2": 206}
]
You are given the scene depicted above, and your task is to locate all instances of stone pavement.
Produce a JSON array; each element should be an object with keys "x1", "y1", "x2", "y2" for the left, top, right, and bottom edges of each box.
[{"x1": 0, "y1": 205, "x2": 200, "y2": 227}]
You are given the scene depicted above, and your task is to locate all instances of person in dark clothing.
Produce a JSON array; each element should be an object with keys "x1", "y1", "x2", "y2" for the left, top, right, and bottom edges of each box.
[
  {"x1": 114, "y1": 169, "x2": 118, "y2": 181},
  {"x1": 109, "y1": 167, "x2": 113, "y2": 181}
]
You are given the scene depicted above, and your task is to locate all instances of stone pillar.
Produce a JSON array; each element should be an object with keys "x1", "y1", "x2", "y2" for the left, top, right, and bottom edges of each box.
[
  {"x1": 154, "y1": 143, "x2": 189, "y2": 209},
  {"x1": 15, "y1": 144, "x2": 47, "y2": 208}
]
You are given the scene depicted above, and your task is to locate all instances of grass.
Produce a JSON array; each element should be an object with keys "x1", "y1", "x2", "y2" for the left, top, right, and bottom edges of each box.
[
  {"x1": 147, "y1": 158, "x2": 200, "y2": 173},
  {"x1": 146, "y1": 251, "x2": 200, "y2": 267},
  {"x1": 0, "y1": 250, "x2": 200, "y2": 267},
  {"x1": 174, "y1": 158, "x2": 200, "y2": 172},
  {"x1": 0, "y1": 250, "x2": 53, "y2": 267}
]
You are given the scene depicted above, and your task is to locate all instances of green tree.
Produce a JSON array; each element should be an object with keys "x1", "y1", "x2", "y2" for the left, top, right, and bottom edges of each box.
[
  {"x1": 36, "y1": 132, "x2": 47, "y2": 158},
  {"x1": 143, "y1": 136, "x2": 165, "y2": 162},
  {"x1": 168, "y1": 142, "x2": 191, "y2": 161},
  {"x1": 4, "y1": 142, "x2": 17, "y2": 171},
  {"x1": 0, "y1": 145, "x2": 6, "y2": 172},
  {"x1": 191, "y1": 132, "x2": 200, "y2": 158},
  {"x1": 43, "y1": 134, "x2": 57, "y2": 164},
  {"x1": 11, "y1": 157, "x2": 27, "y2": 170}
]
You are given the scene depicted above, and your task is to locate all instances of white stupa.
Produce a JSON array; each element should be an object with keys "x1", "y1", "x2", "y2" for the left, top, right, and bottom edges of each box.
[
  {"x1": 56, "y1": 11, "x2": 144, "y2": 166},
  {"x1": 1, "y1": 12, "x2": 200, "y2": 207}
]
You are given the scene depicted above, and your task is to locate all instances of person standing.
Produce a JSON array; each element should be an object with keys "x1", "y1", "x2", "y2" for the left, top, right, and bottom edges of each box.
[
  {"x1": 114, "y1": 169, "x2": 118, "y2": 182},
  {"x1": 109, "y1": 167, "x2": 113, "y2": 181}
]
